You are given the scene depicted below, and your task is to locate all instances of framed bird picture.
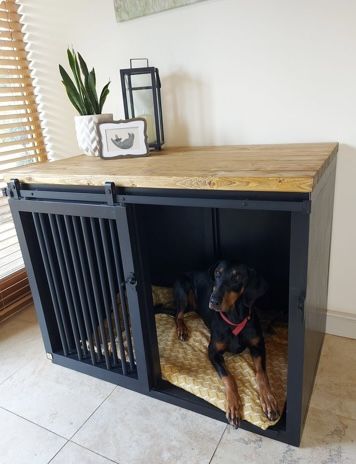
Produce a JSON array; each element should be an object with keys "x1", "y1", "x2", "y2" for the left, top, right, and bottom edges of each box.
[{"x1": 99, "y1": 118, "x2": 149, "y2": 159}]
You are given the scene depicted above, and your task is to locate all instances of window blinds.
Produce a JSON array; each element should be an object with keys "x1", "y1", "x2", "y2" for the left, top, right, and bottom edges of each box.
[{"x1": 0, "y1": 0, "x2": 47, "y2": 320}]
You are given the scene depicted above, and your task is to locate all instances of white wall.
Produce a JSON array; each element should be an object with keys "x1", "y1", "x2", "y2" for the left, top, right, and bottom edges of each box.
[{"x1": 19, "y1": 0, "x2": 356, "y2": 329}]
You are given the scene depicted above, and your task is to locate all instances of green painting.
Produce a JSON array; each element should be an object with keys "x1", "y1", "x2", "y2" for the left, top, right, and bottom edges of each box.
[{"x1": 114, "y1": 0, "x2": 207, "y2": 22}]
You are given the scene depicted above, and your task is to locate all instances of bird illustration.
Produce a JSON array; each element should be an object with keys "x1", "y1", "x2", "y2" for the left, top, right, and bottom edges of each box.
[{"x1": 111, "y1": 133, "x2": 135, "y2": 149}]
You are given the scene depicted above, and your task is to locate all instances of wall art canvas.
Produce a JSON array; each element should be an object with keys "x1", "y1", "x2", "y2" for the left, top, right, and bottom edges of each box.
[{"x1": 114, "y1": 0, "x2": 208, "y2": 22}]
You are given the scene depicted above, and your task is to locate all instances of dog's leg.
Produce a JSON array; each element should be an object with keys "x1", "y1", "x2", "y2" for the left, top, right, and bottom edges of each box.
[
  {"x1": 248, "y1": 337, "x2": 279, "y2": 421},
  {"x1": 173, "y1": 278, "x2": 191, "y2": 341},
  {"x1": 208, "y1": 340, "x2": 241, "y2": 428},
  {"x1": 176, "y1": 310, "x2": 188, "y2": 341}
]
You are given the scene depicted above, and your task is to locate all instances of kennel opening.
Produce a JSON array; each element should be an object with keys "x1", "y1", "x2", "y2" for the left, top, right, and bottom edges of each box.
[{"x1": 136, "y1": 204, "x2": 290, "y2": 431}]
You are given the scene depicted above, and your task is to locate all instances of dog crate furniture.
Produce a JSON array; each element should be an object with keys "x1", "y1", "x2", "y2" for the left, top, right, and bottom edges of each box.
[{"x1": 5, "y1": 143, "x2": 338, "y2": 446}]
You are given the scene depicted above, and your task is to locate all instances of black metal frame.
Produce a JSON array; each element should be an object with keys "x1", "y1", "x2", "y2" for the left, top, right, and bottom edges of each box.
[{"x1": 6, "y1": 172, "x2": 335, "y2": 447}]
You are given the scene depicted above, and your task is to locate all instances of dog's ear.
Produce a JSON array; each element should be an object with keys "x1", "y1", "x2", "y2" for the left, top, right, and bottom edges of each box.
[
  {"x1": 208, "y1": 262, "x2": 219, "y2": 280},
  {"x1": 243, "y1": 268, "x2": 268, "y2": 307}
]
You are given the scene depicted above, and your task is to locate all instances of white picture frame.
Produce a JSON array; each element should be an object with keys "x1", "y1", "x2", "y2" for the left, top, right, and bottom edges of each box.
[{"x1": 99, "y1": 118, "x2": 149, "y2": 159}]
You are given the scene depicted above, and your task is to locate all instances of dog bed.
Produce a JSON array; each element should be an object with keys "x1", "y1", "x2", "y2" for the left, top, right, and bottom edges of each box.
[
  {"x1": 156, "y1": 312, "x2": 287, "y2": 430},
  {"x1": 85, "y1": 286, "x2": 288, "y2": 430}
]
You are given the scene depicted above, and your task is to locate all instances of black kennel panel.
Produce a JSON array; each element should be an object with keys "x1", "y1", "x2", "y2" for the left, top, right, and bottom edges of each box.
[{"x1": 8, "y1": 191, "x2": 152, "y2": 392}]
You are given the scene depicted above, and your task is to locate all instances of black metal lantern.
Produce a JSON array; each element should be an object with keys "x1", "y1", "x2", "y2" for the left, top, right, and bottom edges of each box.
[{"x1": 120, "y1": 59, "x2": 164, "y2": 151}]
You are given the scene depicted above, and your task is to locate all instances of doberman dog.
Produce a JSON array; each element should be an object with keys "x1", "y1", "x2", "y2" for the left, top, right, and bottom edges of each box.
[{"x1": 173, "y1": 260, "x2": 280, "y2": 428}]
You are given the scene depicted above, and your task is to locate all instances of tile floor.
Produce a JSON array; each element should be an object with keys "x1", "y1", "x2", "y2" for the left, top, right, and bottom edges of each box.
[{"x1": 0, "y1": 305, "x2": 355, "y2": 464}]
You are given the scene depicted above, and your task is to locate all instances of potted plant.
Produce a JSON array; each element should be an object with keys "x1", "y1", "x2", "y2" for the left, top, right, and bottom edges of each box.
[{"x1": 59, "y1": 48, "x2": 112, "y2": 156}]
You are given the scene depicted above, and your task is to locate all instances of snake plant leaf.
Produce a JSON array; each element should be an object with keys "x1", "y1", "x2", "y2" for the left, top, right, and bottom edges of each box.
[
  {"x1": 86, "y1": 69, "x2": 99, "y2": 113},
  {"x1": 59, "y1": 49, "x2": 110, "y2": 115},
  {"x1": 77, "y1": 52, "x2": 89, "y2": 78},
  {"x1": 63, "y1": 82, "x2": 84, "y2": 114},
  {"x1": 67, "y1": 48, "x2": 93, "y2": 114},
  {"x1": 59, "y1": 64, "x2": 86, "y2": 114},
  {"x1": 67, "y1": 49, "x2": 83, "y2": 94},
  {"x1": 99, "y1": 81, "x2": 111, "y2": 113}
]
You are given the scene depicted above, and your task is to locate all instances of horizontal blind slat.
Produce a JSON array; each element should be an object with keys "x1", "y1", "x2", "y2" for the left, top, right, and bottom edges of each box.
[
  {"x1": 0, "y1": 66, "x2": 32, "y2": 76},
  {"x1": 0, "y1": 153, "x2": 46, "y2": 170},
  {"x1": 0, "y1": 102, "x2": 38, "y2": 112},
  {"x1": 0, "y1": 76, "x2": 33, "y2": 84},
  {"x1": 0, "y1": 10, "x2": 22, "y2": 22},
  {"x1": 0, "y1": 48, "x2": 26, "y2": 58},
  {"x1": 0, "y1": 143, "x2": 45, "y2": 158},
  {"x1": 0, "y1": 31, "x2": 24, "y2": 41},
  {"x1": 0, "y1": 39, "x2": 25, "y2": 49},
  {"x1": 0, "y1": 111, "x2": 42, "y2": 121},
  {"x1": 0, "y1": 58, "x2": 27, "y2": 67},
  {"x1": 1, "y1": 127, "x2": 41, "y2": 140},
  {"x1": 0, "y1": 120, "x2": 42, "y2": 130},
  {"x1": 0, "y1": 94, "x2": 36, "y2": 102},
  {"x1": 0, "y1": 85, "x2": 34, "y2": 94},
  {"x1": 0, "y1": 1, "x2": 19, "y2": 13}
]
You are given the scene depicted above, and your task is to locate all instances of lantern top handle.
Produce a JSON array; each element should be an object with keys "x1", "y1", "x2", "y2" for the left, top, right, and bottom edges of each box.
[{"x1": 130, "y1": 58, "x2": 149, "y2": 69}]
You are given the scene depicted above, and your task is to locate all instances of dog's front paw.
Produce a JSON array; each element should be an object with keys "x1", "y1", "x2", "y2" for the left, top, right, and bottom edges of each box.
[
  {"x1": 259, "y1": 387, "x2": 280, "y2": 421},
  {"x1": 176, "y1": 319, "x2": 188, "y2": 341},
  {"x1": 226, "y1": 392, "x2": 241, "y2": 429}
]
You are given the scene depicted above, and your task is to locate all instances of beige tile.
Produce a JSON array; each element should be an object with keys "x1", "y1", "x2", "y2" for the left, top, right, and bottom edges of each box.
[
  {"x1": 0, "y1": 316, "x2": 44, "y2": 385},
  {"x1": 51, "y1": 442, "x2": 117, "y2": 464},
  {"x1": 310, "y1": 334, "x2": 356, "y2": 420},
  {"x1": 0, "y1": 354, "x2": 115, "y2": 439},
  {"x1": 0, "y1": 407, "x2": 65, "y2": 464},
  {"x1": 211, "y1": 406, "x2": 356, "y2": 464},
  {"x1": 73, "y1": 387, "x2": 226, "y2": 464}
]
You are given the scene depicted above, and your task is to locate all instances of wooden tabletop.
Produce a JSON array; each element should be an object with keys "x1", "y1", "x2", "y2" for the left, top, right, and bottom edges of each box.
[{"x1": 4, "y1": 143, "x2": 338, "y2": 193}]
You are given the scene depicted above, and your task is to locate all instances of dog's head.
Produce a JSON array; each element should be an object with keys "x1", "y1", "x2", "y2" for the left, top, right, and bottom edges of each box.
[{"x1": 208, "y1": 260, "x2": 249, "y2": 312}]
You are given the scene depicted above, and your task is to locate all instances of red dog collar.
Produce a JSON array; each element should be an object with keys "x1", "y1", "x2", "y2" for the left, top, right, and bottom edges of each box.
[{"x1": 219, "y1": 311, "x2": 250, "y2": 336}]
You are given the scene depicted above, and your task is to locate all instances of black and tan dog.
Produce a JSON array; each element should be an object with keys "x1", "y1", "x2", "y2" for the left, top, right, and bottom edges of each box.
[{"x1": 173, "y1": 260, "x2": 280, "y2": 428}]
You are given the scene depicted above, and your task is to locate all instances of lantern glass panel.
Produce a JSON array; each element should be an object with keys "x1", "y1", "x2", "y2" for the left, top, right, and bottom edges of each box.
[{"x1": 124, "y1": 73, "x2": 157, "y2": 145}]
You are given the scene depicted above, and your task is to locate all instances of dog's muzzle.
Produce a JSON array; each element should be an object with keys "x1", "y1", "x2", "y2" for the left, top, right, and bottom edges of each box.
[{"x1": 209, "y1": 295, "x2": 221, "y2": 312}]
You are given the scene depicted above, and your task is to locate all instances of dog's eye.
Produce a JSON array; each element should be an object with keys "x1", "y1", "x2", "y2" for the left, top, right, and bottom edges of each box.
[{"x1": 215, "y1": 270, "x2": 222, "y2": 278}]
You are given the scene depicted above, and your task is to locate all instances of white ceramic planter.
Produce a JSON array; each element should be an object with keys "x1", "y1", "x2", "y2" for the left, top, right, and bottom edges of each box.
[{"x1": 74, "y1": 113, "x2": 113, "y2": 156}]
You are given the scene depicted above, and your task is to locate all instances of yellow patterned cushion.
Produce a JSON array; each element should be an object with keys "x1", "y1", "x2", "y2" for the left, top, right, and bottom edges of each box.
[{"x1": 156, "y1": 311, "x2": 287, "y2": 430}]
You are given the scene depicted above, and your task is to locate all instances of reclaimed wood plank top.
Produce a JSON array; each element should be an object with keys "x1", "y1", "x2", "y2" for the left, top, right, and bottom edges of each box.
[{"x1": 4, "y1": 143, "x2": 338, "y2": 193}]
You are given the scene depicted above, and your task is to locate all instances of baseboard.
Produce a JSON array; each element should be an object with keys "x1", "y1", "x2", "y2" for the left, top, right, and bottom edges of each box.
[{"x1": 326, "y1": 309, "x2": 356, "y2": 339}]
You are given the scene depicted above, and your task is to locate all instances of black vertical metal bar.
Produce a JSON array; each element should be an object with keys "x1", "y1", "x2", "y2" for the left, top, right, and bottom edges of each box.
[
  {"x1": 120, "y1": 70, "x2": 129, "y2": 119},
  {"x1": 48, "y1": 213, "x2": 82, "y2": 360},
  {"x1": 90, "y1": 217, "x2": 118, "y2": 366},
  {"x1": 155, "y1": 68, "x2": 164, "y2": 145},
  {"x1": 99, "y1": 218, "x2": 127, "y2": 375},
  {"x1": 32, "y1": 213, "x2": 69, "y2": 356},
  {"x1": 64, "y1": 215, "x2": 96, "y2": 365},
  {"x1": 56, "y1": 215, "x2": 88, "y2": 358},
  {"x1": 80, "y1": 216, "x2": 111, "y2": 369},
  {"x1": 72, "y1": 216, "x2": 102, "y2": 362},
  {"x1": 109, "y1": 219, "x2": 135, "y2": 371},
  {"x1": 37, "y1": 214, "x2": 74, "y2": 352},
  {"x1": 286, "y1": 211, "x2": 310, "y2": 446},
  {"x1": 128, "y1": 73, "x2": 135, "y2": 118},
  {"x1": 151, "y1": 68, "x2": 160, "y2": 149},
  {"x1": 211, "y1": 208, "x2": 221, "y2": 259}
]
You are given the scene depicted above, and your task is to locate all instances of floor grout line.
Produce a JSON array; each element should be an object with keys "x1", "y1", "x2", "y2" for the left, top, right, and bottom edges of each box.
[
  {"x1": 68, "y1": 384, "x2": 119, "y2": 442},
  {"x1": 0, "y1": 367, "x2": 23, "y2": 387},
  {"x1": 208, "y1": 425, "x2": 227, "y2": 464},
  {"x1": 0, "y1": 406, "x2": 68, "y2": 440},
  {"x1": 68, "y1": 441, "x2": 120, "y2": 463},
  {"x1": 47, "y1": 440, "x2": 69, "y2": 464}
]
